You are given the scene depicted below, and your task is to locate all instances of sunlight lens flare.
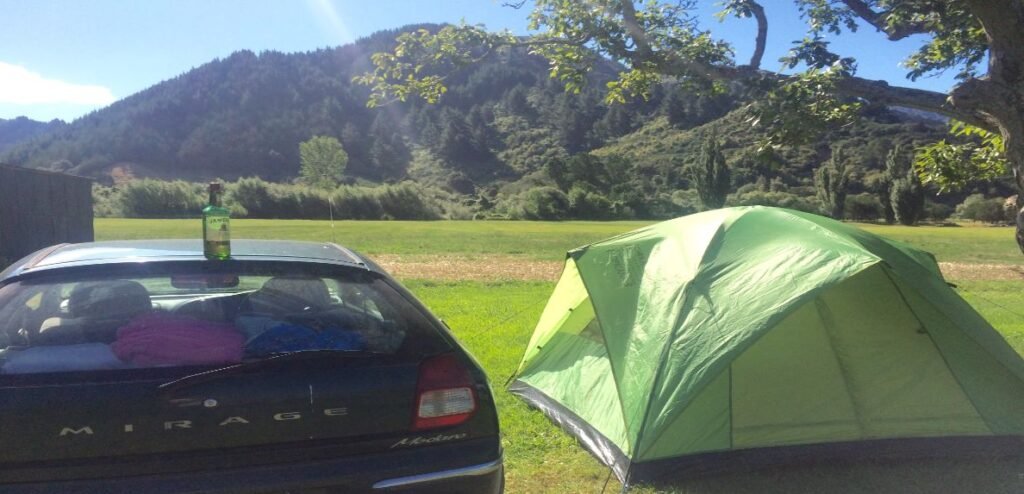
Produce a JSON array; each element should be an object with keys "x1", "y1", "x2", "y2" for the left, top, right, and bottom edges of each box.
[{"x1": 307, "y1": 0, "x2": 355, "y2": 46}]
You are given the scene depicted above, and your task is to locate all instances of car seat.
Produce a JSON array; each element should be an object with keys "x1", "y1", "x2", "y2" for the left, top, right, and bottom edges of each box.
[
  {"x1": 35, "y1": 280, "x2": 152, "y2": 345},
  {"x1": 246, "y1": 277, "x2": 332, "y2": 315}
]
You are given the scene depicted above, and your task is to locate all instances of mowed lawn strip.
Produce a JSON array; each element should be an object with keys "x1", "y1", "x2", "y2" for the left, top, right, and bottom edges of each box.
[
  {"x1": 97, "y1": 218, "x2": 1024, "y2": 264},
  {"x1": 94, "y1": 219, "x2": 650, "y2": 260},
  {"x1": 855, "y1": 222, "x2": 1024, "y2": 266}
]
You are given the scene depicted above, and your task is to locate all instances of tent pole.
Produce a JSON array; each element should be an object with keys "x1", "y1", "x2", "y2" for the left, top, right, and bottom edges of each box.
[{"x1": 599, "y1": 467, "x2": 613, "y2": 494}]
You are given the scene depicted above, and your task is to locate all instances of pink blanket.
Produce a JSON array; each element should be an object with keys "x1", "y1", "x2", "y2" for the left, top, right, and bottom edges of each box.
[{"x1": 112, "y1": 313, "x2": 244, "y2": 366}]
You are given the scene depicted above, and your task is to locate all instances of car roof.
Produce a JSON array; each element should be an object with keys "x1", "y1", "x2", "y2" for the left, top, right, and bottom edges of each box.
[{"x1": 1, "y1": 239, "x2": 374, "y2": 282}]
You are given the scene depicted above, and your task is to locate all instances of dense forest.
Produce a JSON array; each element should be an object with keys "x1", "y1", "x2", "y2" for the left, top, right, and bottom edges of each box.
[
  {"x1": 0, "y1": 25, "x2": 1016, "y2": 222},
  {"x1": 0, "y1": 117, "x2": 66, "y2": 154}
]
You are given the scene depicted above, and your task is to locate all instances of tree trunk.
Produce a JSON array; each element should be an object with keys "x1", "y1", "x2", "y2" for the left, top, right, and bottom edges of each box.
[
  {"x1": 1008, "y1": 134, "x2": 1024, "y2": 252},
  {"x1": 961, "y1": 0, "x2": 1024, "y2": 251},
  {"x1": 987, "y1": 54, "x2": 1024, "y2": 252}
]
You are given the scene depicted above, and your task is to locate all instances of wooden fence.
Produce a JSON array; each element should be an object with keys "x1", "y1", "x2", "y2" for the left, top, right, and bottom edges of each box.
[{"x1": 0, "y1": 164, "x2": 93, "y2": 266}]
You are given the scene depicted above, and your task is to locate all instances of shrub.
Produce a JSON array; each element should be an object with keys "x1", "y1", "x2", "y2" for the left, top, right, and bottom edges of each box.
[
  {"x1": 118, "y1": 179, "x2": 204, "y2": 218},
  {"x1": 376, "y1": 182, "x2": 442, "y2": 220},
  {"x1": 924, "y1": 200, "x2": 954, "y2": 221},
  {"x1": 814, "y1": 146, "x2": 849, "y2": 220},
  {"x1": 845, "y1": 193, "x2": 881, "y2": 222},
  {"x1": 92, "y1": 184, "x2": 121, "y2": 217},
  {"x1": 520, "y1": 186, "x2": 570, "y2": 220},
  {"x1": 729, "y1": 190, "x2": 821, "y2": 214},
  {"x1": 890, "y1": 169, "x2": 925, "y2": 226},
  {"x1": 229, "y1": 177, "x2": 274, "y2": 218},
  {"x1": 98, "y1": 177, "x2": 459, "y2": 221},
  {"x1": 568, "y1": 186, "x2": 613, "y2": 220},
  {"x1": 688, "y1": 138, "x2": 730, "y2": 209},
  {"x1": 670, "y1": 189, "x2": 701, "y2": 217},
  {"x1": 955, "y1": 194, "x2": 1007, "y2": 223},
  {"x1": 332, "y1": 186, "x2": 383, "y2": 219}
]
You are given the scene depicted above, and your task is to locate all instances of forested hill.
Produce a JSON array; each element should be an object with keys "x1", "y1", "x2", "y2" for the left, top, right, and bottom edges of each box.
[
  {"x1": 2, "y1": 24, "x2": 949, "y2": 203},
  {"x1": 0, "y1": 117, "x2": 66, "y2": 154},
  {"x1": 0, "y1": 24, "x2": 628, "y2": 185}
]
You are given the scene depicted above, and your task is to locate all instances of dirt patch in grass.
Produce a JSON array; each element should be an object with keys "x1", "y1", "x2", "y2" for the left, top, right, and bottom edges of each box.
[
  {"x1": 377, "y1": 255, "x2": 1023, "y2": 283},
  {"x1": 939, "y1": 262, "x2": 1024, "y2": 281},
  {"x1": 374, "y1": 255, "x2": 563, "y2": 281}
]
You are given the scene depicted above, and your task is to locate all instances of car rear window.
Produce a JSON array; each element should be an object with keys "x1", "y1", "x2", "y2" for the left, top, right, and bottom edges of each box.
[{"x1": 0, "y1": 261, "x2": 449, "y2": 376}]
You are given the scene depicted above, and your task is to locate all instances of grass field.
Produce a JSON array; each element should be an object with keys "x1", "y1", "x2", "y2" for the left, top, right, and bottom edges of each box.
[
  {"x1": 94, "y1": 219, "x2": 651, "y2": 260},
  {"x1": 93, "y1": 218, "x2": 1024, "y2": 493},
  {"x1": 96, "y1": 218, "x2": 1024, "y2": 264}
]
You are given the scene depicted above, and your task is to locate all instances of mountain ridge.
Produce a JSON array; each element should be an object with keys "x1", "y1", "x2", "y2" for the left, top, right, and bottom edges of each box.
[
  {"x1": 1, "y1": 24, "x2": 957, "y2": 214},
  {"x1": 0, "y1": 117, "x2": 66, "y2": 155}
]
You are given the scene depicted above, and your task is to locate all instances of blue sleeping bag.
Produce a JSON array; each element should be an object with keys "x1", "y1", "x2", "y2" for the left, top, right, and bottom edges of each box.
[{"x1": 245, "y1": 323, "x2": 366, "y2": 357}]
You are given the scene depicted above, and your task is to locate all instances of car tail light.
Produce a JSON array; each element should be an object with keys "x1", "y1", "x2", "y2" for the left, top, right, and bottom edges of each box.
[{"x1": 413, "y1": 354, "x2": 476, "y2": 430}]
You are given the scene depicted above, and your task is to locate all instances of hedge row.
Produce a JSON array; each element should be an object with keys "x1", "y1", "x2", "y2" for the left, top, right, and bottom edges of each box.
[{"x1": 94, "y1": 178, "x2": 443, "y2": 220}]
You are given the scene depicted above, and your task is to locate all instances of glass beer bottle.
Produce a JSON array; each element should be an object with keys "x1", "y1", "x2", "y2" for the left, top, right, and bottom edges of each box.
[{"x1": 203, "y1": 182, "x2": 231, "y2": 260}]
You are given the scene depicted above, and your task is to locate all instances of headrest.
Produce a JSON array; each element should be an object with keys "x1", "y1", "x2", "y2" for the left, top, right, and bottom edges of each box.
[
  {"x1": 68, "y1": 280, "x2": 152, "y2": 319},
  {"x1": 249, "y1": 277, "x2": 331, "y2": 313}
]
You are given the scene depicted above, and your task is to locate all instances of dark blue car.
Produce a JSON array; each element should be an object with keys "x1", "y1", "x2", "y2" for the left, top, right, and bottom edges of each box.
[{"x1": 0, "y1": 240, "x2": 503, "y2": 493}]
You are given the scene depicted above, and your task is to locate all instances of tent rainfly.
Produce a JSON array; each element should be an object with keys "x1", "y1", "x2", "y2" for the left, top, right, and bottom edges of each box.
[{"x1": 510, "y1": 206, "x2": 1024, "y2": 485}]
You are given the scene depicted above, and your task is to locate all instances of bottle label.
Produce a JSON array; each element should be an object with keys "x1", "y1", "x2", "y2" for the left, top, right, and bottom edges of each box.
[{"x1": 205, "y1": 217, "x2": 230, "y2": 242}]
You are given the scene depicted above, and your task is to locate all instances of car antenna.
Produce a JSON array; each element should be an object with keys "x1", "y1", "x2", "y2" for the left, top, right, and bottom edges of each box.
[{"x1": 328, "y1": 195, "x2": 336, "y2": 243}]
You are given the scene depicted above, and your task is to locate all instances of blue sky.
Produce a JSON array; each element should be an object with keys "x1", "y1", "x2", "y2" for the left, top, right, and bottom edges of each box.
[{"x1": 0, "y1": 0, "x2": 962, "y2": 122}]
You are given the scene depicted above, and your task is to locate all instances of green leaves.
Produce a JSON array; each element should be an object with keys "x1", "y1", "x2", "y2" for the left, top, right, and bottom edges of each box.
[
  {"x1": 605, "y1": 66, "x2": 661, "y2": 104},
  {"x1": 746, "y1": 63, "x2": 861, "y2": 149},
  {"x1": 915, "y1": 121, "x2": 1008, "y2": 193},
  {"x1": 353, "y1": 24, "x2": 515, "y2": 107},
  {"x1": 780, "y1": 37, "x2": 854, "y2": 71},
  {"x1": 299, "y1": 135, "x2": 348, "y2": 189},
  {"x1": 355, "y1": 1, "x2": 732, "y2": 107},
  {"x1": 894, "y1": 1, "x2": 986, "y2": 81},
  {"x1": 794, "y1": 0, "x2": 859, "y2": 35}
]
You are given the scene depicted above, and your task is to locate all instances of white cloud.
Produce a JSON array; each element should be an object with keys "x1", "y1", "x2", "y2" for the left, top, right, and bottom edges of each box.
[{"x1": 0, "y1": 61, "x2": 116, "y2": 106}]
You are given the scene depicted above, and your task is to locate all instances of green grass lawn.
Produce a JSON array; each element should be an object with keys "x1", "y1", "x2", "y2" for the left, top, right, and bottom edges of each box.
[
  {"x1": 956, "y1": 280, "x2": 1024, "y2": 355},
  {"x1": 855, "y1": 222, "x2": 1024, "y2": 265},
  {"x1": 94, "y1": 219, "x2": 650, "y2": 260},
  {"x1": 96, "y1": 218, "x2": 1024, "y2": 264},
  {"x1": 92, "y1": 218, "x2": 1024, "y2": 493}
]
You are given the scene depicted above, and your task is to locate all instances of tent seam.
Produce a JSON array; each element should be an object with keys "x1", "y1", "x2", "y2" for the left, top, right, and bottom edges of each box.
[
  {"x1": 630, "y1": 218, "x2": 735, "y2": 461},
  {"x1": 814, "y1": 297, "x2": 869, "y2": 438},
  {"x1": 592, "y1": 212, "x2": 739, "y2": 465},
  {"x1": 572, "y1": 258, "x2": 636, "y2": 463},
  {"x1": 887, "y1": 269, "x2": 1024, "y2": 382},
  {"x1": 880, "y1": 267, "x2": 993, "y2": 434},
  {"x1": 775, "y1": 209, "x2": 882, "y2": 260}
]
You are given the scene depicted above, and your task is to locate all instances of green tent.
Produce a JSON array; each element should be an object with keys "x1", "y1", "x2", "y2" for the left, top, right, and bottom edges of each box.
[{"x1": 510, "y1": 206, "x2": 1024, "y2": 484}]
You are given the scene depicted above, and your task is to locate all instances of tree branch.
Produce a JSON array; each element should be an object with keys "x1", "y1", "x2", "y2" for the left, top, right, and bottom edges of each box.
[
  {"x1": 618, "y1": 0, "x2": 653, "y2": 61},
  {"x1": 513, "y1": 35, "x2": 592, "y2": 47},
  {"x1": 644, "y1": 43, "x2": 995, "y2": 130},
  {"x1": 835, "y1": 77, "x2": 994, "y2": 130},
  {"x1": 746, "y1": 1, "x2": 767, "y2": 69},
  {"x1": 839, "y1": 0, "x2": 928, "y2": 41}
]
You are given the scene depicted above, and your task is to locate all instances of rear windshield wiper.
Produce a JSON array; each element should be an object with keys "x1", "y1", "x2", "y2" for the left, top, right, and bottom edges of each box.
[{"x1": 158, "y1": 350, "x2": 375, "y2": 395}]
